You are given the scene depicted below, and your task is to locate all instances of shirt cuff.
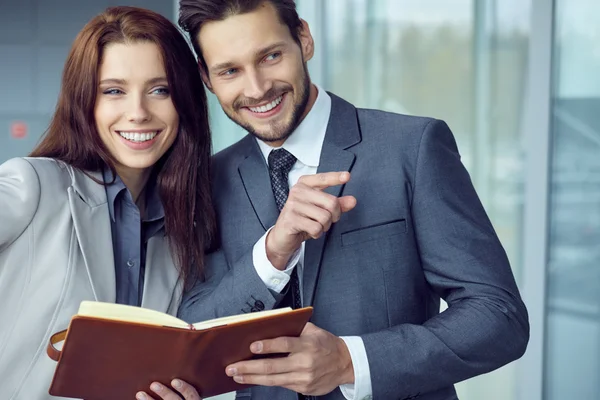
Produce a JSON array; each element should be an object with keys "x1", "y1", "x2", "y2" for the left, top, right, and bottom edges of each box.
[
  {"x1": 252, "y1": 228, "x2": 301, "y2": 293},
  {"x1": 339, "y1": 336, "x2": 373, "y2": 400}
]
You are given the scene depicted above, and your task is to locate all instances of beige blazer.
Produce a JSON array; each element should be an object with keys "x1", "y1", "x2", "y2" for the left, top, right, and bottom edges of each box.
[{"x1": 0, "y1": 157, "x2": 182, "y2": 400}]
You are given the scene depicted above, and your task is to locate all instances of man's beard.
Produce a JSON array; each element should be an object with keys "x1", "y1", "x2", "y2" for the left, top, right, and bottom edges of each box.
[{"x1": 222, "y1": 65, "x2": 311, "y2": 143}]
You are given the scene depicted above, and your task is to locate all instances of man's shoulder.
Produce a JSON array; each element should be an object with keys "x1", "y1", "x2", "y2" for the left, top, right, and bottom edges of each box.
[
  {"x1": 357, "y1": 107, "x2": 436, "y2": 130},
  {"x1": 354, "y1": 107, "x2": 442, "y2": 149},
  {"x1": 212, "y1": 135, "x2": 252, "y2": 166},
  {"x1": 210, "y1": 134, "x2": 258, "y2": 183},
  {"x1": 328, "y1": 92, "x2": 439, "y2": 140}
]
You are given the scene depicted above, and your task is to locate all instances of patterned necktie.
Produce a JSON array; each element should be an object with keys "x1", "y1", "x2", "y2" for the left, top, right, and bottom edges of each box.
[
  {"x1": 268, "y1": 148, "x2": 297, "y2": 211},
  {"x1": 268, "y1": 149, "x2": 302, "y2": 310}
]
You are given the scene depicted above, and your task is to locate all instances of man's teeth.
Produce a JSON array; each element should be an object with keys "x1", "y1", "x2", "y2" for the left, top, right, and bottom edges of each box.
[
  {"x1": 249, "y1": 95, "x2": 283, "y2": 113},
  {"x1": 119, "y1": 131, "x2": 158, "y2": 142}
]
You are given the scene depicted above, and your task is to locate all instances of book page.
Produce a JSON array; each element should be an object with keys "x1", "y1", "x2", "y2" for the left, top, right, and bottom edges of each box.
[
  {"x1": 191, "y1": 307, "x2": 293, "y2": 330},
  {"x1": 77, "y1": 301, "x2": 189, "y2": 329}
]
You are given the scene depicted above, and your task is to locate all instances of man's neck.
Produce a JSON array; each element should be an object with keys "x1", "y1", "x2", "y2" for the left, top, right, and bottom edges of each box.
[{"x1": 299, "y1": 83, "x2": 319, "y2": 123}]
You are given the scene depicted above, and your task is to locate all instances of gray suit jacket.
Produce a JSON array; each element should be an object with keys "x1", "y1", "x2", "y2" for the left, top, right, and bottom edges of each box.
[
  {"x1": 0, "y1": 157, "x2": 182, "y2": 400},
  {"x1": 179, "y1": 94, "x2": 529, "y2": 400}
]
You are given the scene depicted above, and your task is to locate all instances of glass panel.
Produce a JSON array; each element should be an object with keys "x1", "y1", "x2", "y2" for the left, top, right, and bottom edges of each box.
[
  {"x1": 545, "y1": 0, "x2": 600, "y2": 398},
  {"x1": 317, "y1": 0, "x2": 531, "y2": 399}
]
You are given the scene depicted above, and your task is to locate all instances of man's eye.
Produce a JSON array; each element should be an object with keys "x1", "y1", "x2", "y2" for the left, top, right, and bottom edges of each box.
[
  {"x1": 265, "y1": 52, "x2": 281, "y2": 61},
  {"x1": 222, "y1": 68, "x2": 238, "y2": 76}
]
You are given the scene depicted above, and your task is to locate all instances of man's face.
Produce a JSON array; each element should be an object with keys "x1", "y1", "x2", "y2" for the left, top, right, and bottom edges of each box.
[{"x1": 197, "y1": 2, "x2": 314, "y2": 144}]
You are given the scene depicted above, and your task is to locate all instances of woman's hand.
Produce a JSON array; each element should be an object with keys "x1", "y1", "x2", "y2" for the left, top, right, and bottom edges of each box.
[{"x1": 136, "y1": 379, "x2": 201, "y2": 400}]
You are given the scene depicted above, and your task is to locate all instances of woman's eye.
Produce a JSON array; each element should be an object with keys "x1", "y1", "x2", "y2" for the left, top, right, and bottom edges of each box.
[
  {"x1": 151, "y1": 87, "x2": 170, "y2": 95},
  {"x1": 103, "y1": 88, "x2": 124, "y2": 95}
]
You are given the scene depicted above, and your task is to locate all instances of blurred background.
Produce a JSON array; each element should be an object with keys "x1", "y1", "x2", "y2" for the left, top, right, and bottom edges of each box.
[{"x1": 0, "y1": 0, "x2": 598, "y2": 399}]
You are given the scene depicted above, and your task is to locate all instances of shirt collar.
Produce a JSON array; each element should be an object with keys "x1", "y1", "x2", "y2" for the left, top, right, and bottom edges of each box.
[
  {"x1": 102, "y1": 167, "x2": 164, "y2": 223},
  {"x1": 143, "y1": 177, "x2": 165, "y2": 223},
  {"x1": 256, "y1": 84, "x2": 331, "y2": 168},
  {"x1": 103, "y1": 167, "x2": 126, "y2": 222}
]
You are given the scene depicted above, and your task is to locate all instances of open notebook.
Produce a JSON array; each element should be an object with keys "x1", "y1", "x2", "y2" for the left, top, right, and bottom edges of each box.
[
  {"x1": 47, "y1": 301, "x2": 313, "y2": 400},
  {"x1": 77, "y1": 300, "x2": 296, "y2": 330}
]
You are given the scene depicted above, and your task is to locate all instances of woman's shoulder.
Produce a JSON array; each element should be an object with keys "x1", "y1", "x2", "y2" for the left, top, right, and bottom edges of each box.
[
  {"x1": 27, "y1": 157, "x2": 82, "y2": 186},
  {"x1": 1, "y1": 157, "x2": 78, "y2": 193},
  {"x1": 2, "y1": 156, "x2": 68, "y2": 174},
  {"x1": 3, "y1": 157, "x2": 108, "y2": 208},
  {"x1": 22, "y1": 156, "x2": 69, "y2": 174},
  {"x1": 0, "y1": 157, "x2": 44, "y2": 185}
]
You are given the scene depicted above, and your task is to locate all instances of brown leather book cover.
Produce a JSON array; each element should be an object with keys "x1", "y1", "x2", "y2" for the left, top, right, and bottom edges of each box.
[{"x1": 47, "y1": 307, "x2": 313, "y2": 399}]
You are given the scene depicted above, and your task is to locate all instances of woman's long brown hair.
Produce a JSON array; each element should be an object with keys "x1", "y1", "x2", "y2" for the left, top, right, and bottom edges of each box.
[{"x1": 30, "y1": 6, "x2": 215, "y2": 288}]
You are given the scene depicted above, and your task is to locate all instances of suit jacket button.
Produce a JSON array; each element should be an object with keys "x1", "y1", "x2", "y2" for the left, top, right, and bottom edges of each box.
[
  {"x1": 250, "y1": 307, "x2": 259, "y2": 312},
  {"x1": 254, "y1": 300, "x2": 265, "y2": 310}
]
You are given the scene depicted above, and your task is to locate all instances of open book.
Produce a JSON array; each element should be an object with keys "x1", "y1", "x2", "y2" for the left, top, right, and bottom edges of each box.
[
  {"x1": 47, "y1": 301, "x2": 313, "y2": 400},
  {"x1": 77, "y1": 300, "x2": 297, "y2": 330}
]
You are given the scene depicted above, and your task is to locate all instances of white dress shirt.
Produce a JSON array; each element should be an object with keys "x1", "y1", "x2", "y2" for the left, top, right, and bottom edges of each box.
[{"x1": 251, "y1": 85, "x2": 373, "y2": 400}]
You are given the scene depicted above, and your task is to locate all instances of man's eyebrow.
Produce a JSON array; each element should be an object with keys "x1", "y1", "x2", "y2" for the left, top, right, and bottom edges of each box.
[
  {"x1": 209, "y1": 42, "x2": 287, "y2": 74},
  {"x1": 253, "y1": 42, "x2": 286, "y2": 58},
  {"x1": 210, "y1": 62, "x2": 236, "y2": 74}
]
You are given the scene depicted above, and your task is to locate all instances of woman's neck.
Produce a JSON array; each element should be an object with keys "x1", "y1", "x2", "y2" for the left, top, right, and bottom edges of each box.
[{"x1": 115, "y1": 167, "x2": 151, "y2": 206}]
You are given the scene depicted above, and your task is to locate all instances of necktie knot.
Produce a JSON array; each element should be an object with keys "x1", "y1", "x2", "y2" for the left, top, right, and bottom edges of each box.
[{"x1": 268, "y1": 148, "x2": 297, "y2": 175}]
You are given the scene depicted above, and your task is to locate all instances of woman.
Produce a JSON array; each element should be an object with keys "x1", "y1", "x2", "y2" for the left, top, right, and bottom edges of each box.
[{"x1": 0, "y1": 6, "x2": 214, "y2": 399}]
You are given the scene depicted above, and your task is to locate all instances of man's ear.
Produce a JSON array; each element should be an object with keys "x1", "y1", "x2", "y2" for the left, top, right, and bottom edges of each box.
[
  {"x1": 198, "y1": 59, "x2": 214, "y2": 93},
  {"x1": 298, "y1": 19, "x2": 315, "y2": 62}
]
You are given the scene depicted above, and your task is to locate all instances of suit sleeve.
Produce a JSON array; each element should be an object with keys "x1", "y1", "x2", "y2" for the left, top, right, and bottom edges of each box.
[
  {"x1": 177, "y1": 247, "x2": 286, "y2": 323},
  {"x1": 361, "y1": 120, "x2": 529, "y2": 399},
  {"x1": 0, "y1": 158, "x2": 40, "y2": 254}
]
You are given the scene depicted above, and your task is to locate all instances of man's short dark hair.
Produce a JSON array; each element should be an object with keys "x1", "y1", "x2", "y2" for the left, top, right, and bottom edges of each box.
[{"x1": 179, "y1": 0, "x2": 302, "y2": 72}]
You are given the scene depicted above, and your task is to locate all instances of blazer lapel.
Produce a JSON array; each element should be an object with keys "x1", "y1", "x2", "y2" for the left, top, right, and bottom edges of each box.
[
  {"x1": 68, "y1": 168, "x2": 116, "y2": 303},
  {"x1": 303, "y1": 93, "x2": 361, "y2": 307},
  {"x1": 141, "y1": 235, "x2": 181, "y2": 313},
  {"x1": 238, "y1": 136, "x2": 279, "y2": 231}
]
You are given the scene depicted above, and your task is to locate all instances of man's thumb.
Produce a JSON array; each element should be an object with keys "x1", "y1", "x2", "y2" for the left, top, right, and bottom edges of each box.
[{"x1": 339, "y1": 196, "x2": 357, "y2": 213}]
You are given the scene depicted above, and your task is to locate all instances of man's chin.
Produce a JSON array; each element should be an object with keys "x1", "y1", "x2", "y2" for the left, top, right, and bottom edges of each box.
[
  {"x1": 226, "y1": 110, "x2": 295, "y2": 143},
  {"x1": 241, "y1": 120, "x2": 293, "y2": 143},
  {"x1": 250, "y1": 130, "x2": 291, "y2": 144}
]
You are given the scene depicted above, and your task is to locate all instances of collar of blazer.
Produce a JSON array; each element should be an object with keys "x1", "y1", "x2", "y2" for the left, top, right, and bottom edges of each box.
[
  {"x1": 67, "y1": 166, "x2": 107, "y2": 208},
  {"x1": 237, "y1": 92, "x2": 362, "y2": 307},
  {"x1": 64, "y1": 163, "x2": 179, "y2": 311}
]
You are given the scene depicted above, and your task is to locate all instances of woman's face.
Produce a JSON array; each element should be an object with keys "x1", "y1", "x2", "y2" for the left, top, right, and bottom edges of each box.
[{"x1": 94, "y1": 41, "x2": 178, "y2": 178}]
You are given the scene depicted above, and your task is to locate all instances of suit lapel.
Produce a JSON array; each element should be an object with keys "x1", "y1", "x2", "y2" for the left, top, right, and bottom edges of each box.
[
  {"x1": 234, "y1": 95, "x2": 362, "y2": 307},
  {"x1": 68, "y1": 168, "x2": 116, "y2": 303},
  {"x1": 303, "y1": 93, "x2": 361, "y2": 307},
  {"x1": 141, "y1": 235, "x2": 181, "y2": 313},
  {"x1": 238, "y1": 136, "x2": 279, "y2": 231}
]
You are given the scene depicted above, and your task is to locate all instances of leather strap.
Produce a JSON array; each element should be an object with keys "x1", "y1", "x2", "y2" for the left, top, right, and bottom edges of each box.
[{"x1": 47, "y1": 330, "x2": 67, "y2": 361}]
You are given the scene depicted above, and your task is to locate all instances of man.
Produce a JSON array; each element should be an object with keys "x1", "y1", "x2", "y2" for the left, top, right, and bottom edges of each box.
[{"x1": 145, "y1": 1, "x2": 529, "y2": 399}]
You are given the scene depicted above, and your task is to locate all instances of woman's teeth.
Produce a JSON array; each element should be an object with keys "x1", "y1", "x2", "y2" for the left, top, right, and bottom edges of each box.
[
  {"x1": 119, "y1": 131, "x2": 158, "y2": 142},
  {"x1": 249, "y1": 95, "x2": 283, "y2": 113}
]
